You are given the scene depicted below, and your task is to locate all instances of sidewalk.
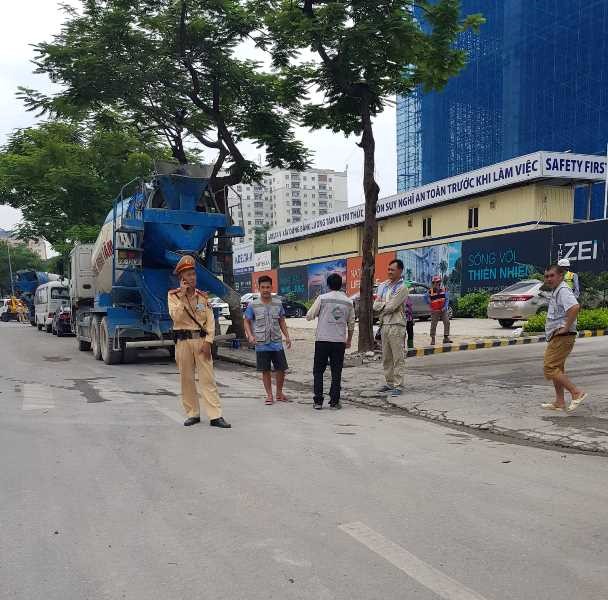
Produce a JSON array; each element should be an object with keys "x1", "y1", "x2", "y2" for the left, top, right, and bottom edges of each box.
[{"x1": 217, "y1": 326, "x2": 608, "y2": 454}]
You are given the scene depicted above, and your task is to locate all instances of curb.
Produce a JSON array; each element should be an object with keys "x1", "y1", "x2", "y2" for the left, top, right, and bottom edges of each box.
[{"x1": 406, "y1": 328, "x2": 608, "y2": 358}]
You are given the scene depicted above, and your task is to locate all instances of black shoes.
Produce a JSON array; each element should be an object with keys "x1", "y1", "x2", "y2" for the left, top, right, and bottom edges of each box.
[
  {"x1": 329, "y1": 403, "x2": 342, "y2": 410},
  {"x1": 313, "y1": 402, "x2": 323, "y2": 410},
  {"x1": 210, "y1": 417, "x2": 232, "y2": 428},
  {"x1": 184, "y1": 416, "x2": 201, "y2": 426}
]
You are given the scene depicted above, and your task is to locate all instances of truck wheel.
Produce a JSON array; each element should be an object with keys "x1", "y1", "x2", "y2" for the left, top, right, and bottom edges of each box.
[
  {"x1": 100, "y1": 317, "x2": 122, "y2": 365},
  {"x1": 167, "y1": 346, "x2": 176, "y2": 361},
  {"x1": 37, "y1": 322, "x2": 43, "y2": 331},
  {"x1": 46, "y1": 324, "x2": 52, "y2": 333},
  {"x1": 78, "y1": 338, "x2": 91, "y2": 351},
  {"x1": 90, "y1": 317, "x2": 102, "y2": 360},
  {"x1": 122, "y1": 346, "x2": 138, "y2": 364},
  {"x1": 498, "y1": 319, "x2": 515, "y2": 328}
]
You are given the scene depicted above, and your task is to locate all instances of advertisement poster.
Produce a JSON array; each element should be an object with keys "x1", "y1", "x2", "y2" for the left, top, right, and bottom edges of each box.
[
  {"x1": 374, "y1": 251, "x2": 397, "y2": 284},
  {"x1": 233, "y1": 272, "x2": 252, "y2": 295},
  {"x1": 252, "y1": 269, "x2": 278, "y2": 293},
  {"x1": 254, "y1": 250, "x2": 272, "y2": 272},
  {"x1": 278, "y1": 265, "x2": 308, "y2": 300},
  {"x1": 233, "y1": 243, "x2": 254, "y2": 274},
  {"x1": 460, "y1": 229, "x2": 550, "y2": 293},
  {"x1": 346, "y1": 256, "x2": 362, "y2": 296},
  {"x1": 397, "y1": 242, "x2": 462, "y2": 291},
  {"x1": 307, "y1": 259, "x2": 347, "y2": 298},
  {"x1": 550, "y1": 221, "x2": 608, "y2": 273}
]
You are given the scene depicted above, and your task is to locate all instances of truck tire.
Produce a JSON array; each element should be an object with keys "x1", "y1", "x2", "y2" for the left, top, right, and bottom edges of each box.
[
  {"x1": 167, "y1": 346, "x2": 176, "y2": 361},
  {"x1": 498, "y1": 319, "x2": 515, "y2": 328},
  {"x1": 37, "y1": 321, "x2": 43, "y2": 331},
  {"x1": 100, "y1": 317, "x2": 122, "y2": 365},
  {"x1": 90, "y1": 317, "x2": 102, "y2": 360},
  {"x1": 122, "y1": 346, "x2": 138, "y2": 364},
  {"x1": 46, "y1": 324, "x2": 52, "y2": 333},
  {"x1": 78, "y1": 338, "x2": 91, "y2": 351}
]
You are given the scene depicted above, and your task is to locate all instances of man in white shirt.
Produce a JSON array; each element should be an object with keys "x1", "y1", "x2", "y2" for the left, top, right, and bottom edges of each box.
[
  {"x1": 542, "y1": 264, "x2": 587, "y2": 413},
  {"x1": 306, "y1": 273, "x2": 355, "y2": 410}
]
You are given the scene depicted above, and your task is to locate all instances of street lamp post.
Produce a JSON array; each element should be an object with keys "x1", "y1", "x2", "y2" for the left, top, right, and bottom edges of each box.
[{"x1": 6, "y1": 241, "x2": 15, "y2": 296}]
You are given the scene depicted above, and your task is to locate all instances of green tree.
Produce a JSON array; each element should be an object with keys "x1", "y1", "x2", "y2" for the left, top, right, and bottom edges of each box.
[
  {"x1": 0, "y1": 120, "x2": 166, "y2": 253},
  {"x1": 254, "y1": 224, "x2": 279, "y2": 268},
  {"x1": 0, "y1": 241, "x2": 43, "y2": 295},
  {"x1": 22, "y1": 0, "x2": 310, "y2": 334},
  {"x1": 263, "y1": 0, "x2": 484, "y2": 350}
]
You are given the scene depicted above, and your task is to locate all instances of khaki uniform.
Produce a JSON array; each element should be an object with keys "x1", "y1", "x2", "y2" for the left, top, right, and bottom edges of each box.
[
  {"x1": 374, "y1": 280, "x2": 410, "y2": 390},
  {"x1": 168, "y1": 289, "x2": 222, "y2": 420}
]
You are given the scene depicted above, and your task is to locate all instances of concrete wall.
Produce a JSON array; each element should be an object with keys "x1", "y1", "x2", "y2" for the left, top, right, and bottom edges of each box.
[
  {"x1": 378, "y1": 184, "x2": 573, "y2": 252},
  {"x1": 279, "y1": 226, "x2": 361, "y2": 267},
  {"x1": 278, "y1": 183, "x2": 574, "y2": 266}
]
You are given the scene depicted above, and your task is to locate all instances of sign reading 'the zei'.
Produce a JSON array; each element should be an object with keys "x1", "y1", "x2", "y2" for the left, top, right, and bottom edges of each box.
[{"x1": 551, "y1": 221, "x2": 608, "y2": 272}]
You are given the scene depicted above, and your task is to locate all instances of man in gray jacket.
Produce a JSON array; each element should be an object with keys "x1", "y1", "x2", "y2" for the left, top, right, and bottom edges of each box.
[{"x1": 306, "y1": 273, "x2": 355, "y2": 410}]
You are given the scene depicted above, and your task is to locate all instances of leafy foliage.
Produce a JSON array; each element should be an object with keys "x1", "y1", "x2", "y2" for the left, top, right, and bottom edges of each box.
[
  {"x1": 0, "y1": 241, "x2": 43, "y2": 295},
  {"x1": 253, "y1": 224, "x2": 279, "y2": 268},
  {"x1": 523, "y1": 308, "x2": 608, "y2": 332},
  {"x1": 454, "y1": 291, "x2": 490, "y2": 318},
  {"x1": 0, "y1": 120, "x2": 166, "y2": 252},
  {"x1": 21, "y1": 0, "x2": 310, "y2": 188},
  {"x1": 261, "y1": 0, "x2": 484, "y2": 350}
]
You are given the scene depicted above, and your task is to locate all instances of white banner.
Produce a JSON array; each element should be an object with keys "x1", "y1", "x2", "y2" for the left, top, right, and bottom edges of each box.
[
  {"x1": 267, "y1": 151, "x2": 607, "y2": 244},
  {"x1": 254, "y1": 250, "x2": 272, "y2": 272},
  {"x1": 233, "y1": 243, "x2": 254, "y2": 273}
]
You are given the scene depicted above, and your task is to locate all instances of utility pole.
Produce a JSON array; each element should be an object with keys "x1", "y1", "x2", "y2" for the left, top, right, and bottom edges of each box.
[{"x1": 6, "y1": 242, "x2": 15, "y2": 296}]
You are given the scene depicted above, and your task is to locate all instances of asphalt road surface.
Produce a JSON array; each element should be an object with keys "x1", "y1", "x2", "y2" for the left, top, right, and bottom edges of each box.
[{"x1": 1, "y1": 322, "x2": 607, "y2": 600}]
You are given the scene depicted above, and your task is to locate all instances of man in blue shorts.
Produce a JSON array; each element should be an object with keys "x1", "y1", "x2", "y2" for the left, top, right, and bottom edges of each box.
[{"x1": 244, "y1": 275, "x2": 292, "y2": 405}]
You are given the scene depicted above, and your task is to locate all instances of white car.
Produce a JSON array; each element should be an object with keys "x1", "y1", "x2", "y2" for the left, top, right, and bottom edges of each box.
[
  {"x1": 209, "y1": 296, "x2": 230, "y2": 319},
  {"x1": 0, "y1": 298, "x2": 11, "y2": 321}
]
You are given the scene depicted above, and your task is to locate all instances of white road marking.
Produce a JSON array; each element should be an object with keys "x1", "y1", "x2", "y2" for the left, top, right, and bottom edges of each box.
[
  {"x1": 339, "y1": 522, "x2": 490, "y2": 600},
  {"x1": 22, "y1": 383, "x2": 55, "y2": 411}
]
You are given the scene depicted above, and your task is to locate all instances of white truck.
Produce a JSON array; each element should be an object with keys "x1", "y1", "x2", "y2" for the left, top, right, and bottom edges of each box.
[{"x1": 69, "y1": 243, "x2": 96, "y2": 350}]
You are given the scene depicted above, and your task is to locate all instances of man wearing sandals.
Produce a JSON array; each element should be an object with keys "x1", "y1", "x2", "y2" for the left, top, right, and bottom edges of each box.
[
  {"x1": 244, "y1": 275, "x2": 292, "y2": 405},
  {"x1": 542, "y1": 264, "x2": 587, "y2": 413}
]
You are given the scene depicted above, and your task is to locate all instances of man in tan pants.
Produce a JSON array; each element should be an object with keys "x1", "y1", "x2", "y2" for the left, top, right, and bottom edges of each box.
[
  {"x1": 374, "y1": 259, "x2": 410, "y2": 397},
  {"x1": 168, "y1": 255, "x2": 231, "y2": 428}
]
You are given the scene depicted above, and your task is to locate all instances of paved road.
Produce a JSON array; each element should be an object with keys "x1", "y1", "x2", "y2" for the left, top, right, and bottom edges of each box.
[{"x1": 1, "y1": 322, "x2": 607, "y2": 600}]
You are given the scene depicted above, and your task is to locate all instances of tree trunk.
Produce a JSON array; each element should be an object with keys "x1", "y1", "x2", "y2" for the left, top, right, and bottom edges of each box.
[
  {"x1": 213, "y1": 186, "x2": 246, "y2": 339},
  {"x1": 357, "y1": 103, "x2": 380, "y2": 352}
]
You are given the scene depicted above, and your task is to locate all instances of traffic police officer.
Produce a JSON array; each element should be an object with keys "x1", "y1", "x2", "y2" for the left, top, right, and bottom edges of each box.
[{"x1": 168, "y1": 255, "x2": 231, "y2": 428}]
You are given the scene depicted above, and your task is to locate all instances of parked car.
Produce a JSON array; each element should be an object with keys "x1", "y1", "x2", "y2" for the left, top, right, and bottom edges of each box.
[
  {"x1": 487, "y1": 279, "x2": 548, "y2": 328},
  {"x1": 240, "y1": 293, "x2": 307, "y2": 317},
  {"x1": 349, "y1": 282, "x2": 454, "y2": 321},
  {"x1": 0, "y1": 298, "x2": 11, "y2": 322},
  {"x1": 209, "y1": 296, "x2": 230, "y2": 319},
  {"x1": 282, "y1": 298, "x2": 307, "y2": 318},
  {"x1": 34, "y1": 280, "x2": 70, "y2": 332},
  {"x1": 52, "y1": 305, "x2": 73, "y2": 337}
]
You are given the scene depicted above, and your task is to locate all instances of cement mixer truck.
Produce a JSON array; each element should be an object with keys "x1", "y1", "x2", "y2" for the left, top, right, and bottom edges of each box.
[{"x1": 70, "y1": 162, "x2": 243, "y2": 364}]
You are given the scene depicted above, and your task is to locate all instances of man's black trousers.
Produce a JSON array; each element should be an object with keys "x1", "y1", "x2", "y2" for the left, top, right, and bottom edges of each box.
[{"x1": 313, "y1": 341, "x2": 346, "y2": 406}]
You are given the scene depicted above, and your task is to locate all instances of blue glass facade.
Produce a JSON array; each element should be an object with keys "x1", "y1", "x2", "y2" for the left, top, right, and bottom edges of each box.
[{"x1": 396, "y1": 0, "x2": 608, "y2": 218}]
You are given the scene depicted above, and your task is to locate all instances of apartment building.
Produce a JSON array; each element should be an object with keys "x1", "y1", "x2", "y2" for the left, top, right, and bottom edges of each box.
[{"x1": 228, "y1": 168, "x2": 347, "y2": 244}]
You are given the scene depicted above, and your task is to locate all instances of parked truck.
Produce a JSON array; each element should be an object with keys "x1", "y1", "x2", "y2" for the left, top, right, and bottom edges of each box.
[
  {"x1": 12, "y1": 270, "x2": 61, "y2": 325},
  {"x1": 70, "y1": 162, "x2": 243, "y2": 364}
]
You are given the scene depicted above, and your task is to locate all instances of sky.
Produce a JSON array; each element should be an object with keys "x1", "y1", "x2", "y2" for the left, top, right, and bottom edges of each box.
[{"x1": 0, "y1": 1, "x2": 397, "y2": 232}]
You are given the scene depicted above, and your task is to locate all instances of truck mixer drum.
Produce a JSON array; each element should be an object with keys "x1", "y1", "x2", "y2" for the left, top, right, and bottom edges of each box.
[{"x1": 70, "y1": 163, "x2": 244, "y2": 364}]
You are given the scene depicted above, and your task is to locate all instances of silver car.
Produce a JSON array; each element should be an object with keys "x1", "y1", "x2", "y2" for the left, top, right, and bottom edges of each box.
[
  {"x1": 350, "y1": 282, "x2": 453, "y2": 321},
  {"x1": 487, "y1": 279, "x2": 548, "y2": 328}
]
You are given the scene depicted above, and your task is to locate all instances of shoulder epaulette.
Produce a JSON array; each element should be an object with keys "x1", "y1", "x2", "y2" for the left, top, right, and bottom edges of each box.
[
  {"x1": 195, "y1": 289, "x2": 209, "y2": 298},
  {"x1": 168, "y1": 288, "x2": 180, "y2": 295}
]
